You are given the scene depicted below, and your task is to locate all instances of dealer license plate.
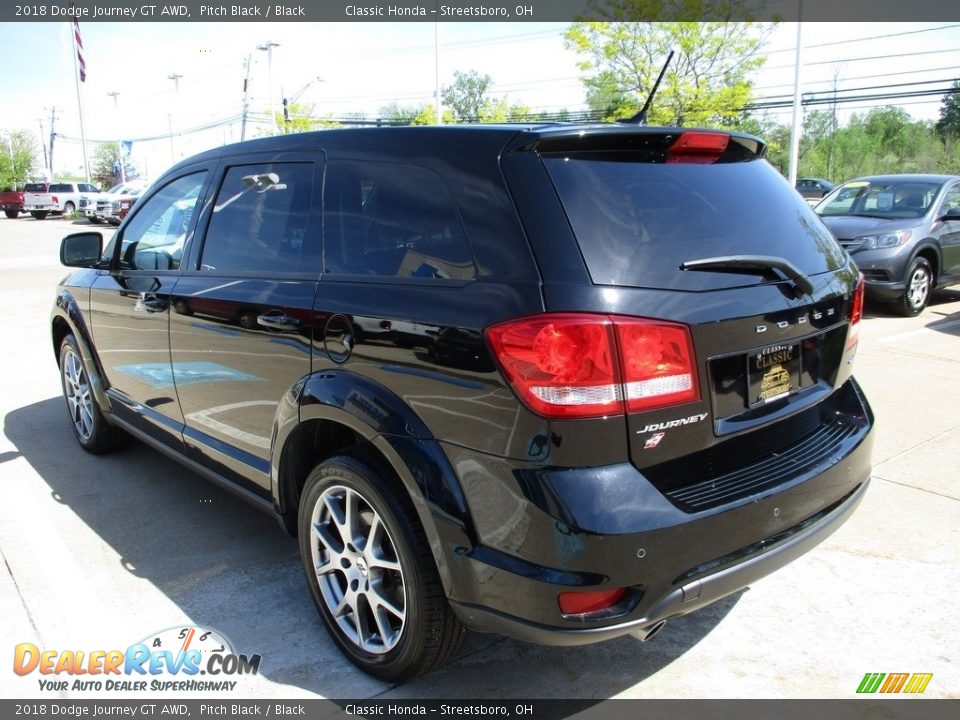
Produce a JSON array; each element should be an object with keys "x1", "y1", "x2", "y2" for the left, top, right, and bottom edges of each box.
[{"x1": 748, "y1": 342, "x2": 801, "y2": 406}]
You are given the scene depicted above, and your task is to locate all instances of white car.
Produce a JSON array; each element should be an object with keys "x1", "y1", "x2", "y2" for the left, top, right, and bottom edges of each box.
[{"x1": 89, "y1": 181, "x2": 148, "y2": 223}]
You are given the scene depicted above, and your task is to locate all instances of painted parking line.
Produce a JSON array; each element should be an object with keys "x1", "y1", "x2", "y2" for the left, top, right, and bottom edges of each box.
[{"x1": 879, "y1": 318, "x2": 960, "y2": 343}]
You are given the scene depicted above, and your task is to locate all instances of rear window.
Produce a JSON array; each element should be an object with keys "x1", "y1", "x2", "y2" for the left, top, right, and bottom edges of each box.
[
  {"x1": 25, "y1": 183, "x2": 46, "y2": 192},
  {"x1": 543, "y1": 156, "x2": 846, "y2": 291}
]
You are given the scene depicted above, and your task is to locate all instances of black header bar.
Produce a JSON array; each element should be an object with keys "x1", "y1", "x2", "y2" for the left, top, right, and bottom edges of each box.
[{"x1": 4, "y1": 0, "x2": 960, "y2": 23}]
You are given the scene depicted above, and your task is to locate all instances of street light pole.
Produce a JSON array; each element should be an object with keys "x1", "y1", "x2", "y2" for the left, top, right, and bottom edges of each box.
[
  {"x1": 107, "y1": 91, "x2": 125, "y2": 182},
  {"x1": 257, "y1": 41, "x2": 281, "y2": 135},
  {"x1": 168, "y1": 73, "x2": 183, "y2": 161}
]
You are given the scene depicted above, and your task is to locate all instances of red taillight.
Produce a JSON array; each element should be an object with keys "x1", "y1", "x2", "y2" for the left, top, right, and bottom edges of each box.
[
  {"x1": 485, "y1": 313, "x2": 699, "y2": 419},
  {"x1": 558, "y1": 588, "x2": 626, "y2": 615},
  {"x1": 667, "y1": 131, "x2": 730, "y2": 164},
  {"x1": 615, "y1": 320, "x2": 699, "y2": 412},
  {"x1": 846, "y1": 273, "x2": 865, "y2": 350},
  {"x1": 485, "y1": 314, "x2": 621, "y2": 419},
  {"x1": 51, "y1": 195, "x2": 59, "y2": 204}
]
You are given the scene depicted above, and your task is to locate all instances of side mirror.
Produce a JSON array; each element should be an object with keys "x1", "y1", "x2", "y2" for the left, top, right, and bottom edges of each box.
[
  {"x1": 939, "y1": 207, "x2": 960, "y2": 222},
  {"x1": 60, "y1": 232, "x2": 103, "y2": 267}
]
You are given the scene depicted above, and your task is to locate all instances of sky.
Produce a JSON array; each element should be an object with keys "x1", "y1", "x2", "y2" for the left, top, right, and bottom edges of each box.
[{"x1": 0, "y1": 19, "x2": 958, "y2": 182}]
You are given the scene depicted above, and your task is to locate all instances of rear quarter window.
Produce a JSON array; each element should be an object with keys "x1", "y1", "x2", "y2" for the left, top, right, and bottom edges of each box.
[{"x1": 323, "y1": 161, "x2": 475, "y2": 281}]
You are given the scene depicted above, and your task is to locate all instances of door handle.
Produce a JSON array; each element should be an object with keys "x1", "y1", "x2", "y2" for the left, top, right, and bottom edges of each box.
[{"x1": 257, "y1": 310, "x2": 300, "y2": 330}]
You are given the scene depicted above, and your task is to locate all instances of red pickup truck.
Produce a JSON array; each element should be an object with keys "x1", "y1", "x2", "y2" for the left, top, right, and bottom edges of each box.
[{"x1": 1, "y1": 182, "x2": 46, "y2": 218}]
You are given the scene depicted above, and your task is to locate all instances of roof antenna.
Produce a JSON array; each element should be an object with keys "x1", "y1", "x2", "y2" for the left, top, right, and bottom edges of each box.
[{"x1": 618, "y1": 50, "x2": 675, "y2": 125}]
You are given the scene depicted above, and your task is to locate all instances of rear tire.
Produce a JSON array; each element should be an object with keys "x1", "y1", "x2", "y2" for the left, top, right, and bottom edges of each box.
[
  {"x1": 59, "y1": 334, "x2": 128, "y2": 454},
  {"x1": 298, "y1": 455, "x2": 466, "y2": 682},
  {"x1": 63, "y1": 201, "x2": 76, "y2": 215},
  {"x1": 31, "y1": 211, "x2": 48, "y2": 220},
  {"x1": 897, "y1": 257, "x2": 933, "y2": 316},
  {"x1": 4, "y1": 210, "x2": 19, "y2": 219}
]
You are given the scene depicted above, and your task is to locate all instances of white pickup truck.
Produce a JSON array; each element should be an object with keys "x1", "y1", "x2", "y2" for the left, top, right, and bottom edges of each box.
[{"x1": 23, "y1": 181, "x2": 101, "y2": 219}]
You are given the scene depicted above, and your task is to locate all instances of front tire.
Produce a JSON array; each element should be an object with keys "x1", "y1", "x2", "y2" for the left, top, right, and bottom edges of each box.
[
  {"x1": 59, "y1": 334, "x2": 127, "y2": 454},
  {"x1": 897, "y1": 257, "x2": 933, "y2": 316},
  {"x1": 298, "y1": 455, "x2": 465, "y2": 682}
]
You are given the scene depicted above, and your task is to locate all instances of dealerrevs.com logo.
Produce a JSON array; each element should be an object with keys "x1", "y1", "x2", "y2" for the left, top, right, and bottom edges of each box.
[{"x1": 13, "y1": 626, "x2": 261, "y2": 692}]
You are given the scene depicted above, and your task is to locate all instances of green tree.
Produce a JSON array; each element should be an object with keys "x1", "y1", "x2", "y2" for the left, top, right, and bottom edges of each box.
[
  {"x1": 935, "y1": 80, "x2": 960, "y2": 139},
  {"x1": 0, "y1": 130, "x2": 39, "y2": 190},
  {"x1": 272, "y1": 102, "x2": 324, "y2": 134},
  {"x1": 441, "y1": 70, "x2": 493, "y2": 122},
  {"x1": 91, "y1": 142, "x2": 137, "y2": 188},
  {"x1": 564, "y1": 6, "x2": 772, "y2": 125},
  {"x1": 378, "y1": 102, "x2": 422, "y2": 124}
]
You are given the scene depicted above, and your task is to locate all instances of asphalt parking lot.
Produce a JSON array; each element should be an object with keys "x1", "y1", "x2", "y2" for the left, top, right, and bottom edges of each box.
[{"x1": 1, "y1": 216, "x2": 958, "y2": 700}]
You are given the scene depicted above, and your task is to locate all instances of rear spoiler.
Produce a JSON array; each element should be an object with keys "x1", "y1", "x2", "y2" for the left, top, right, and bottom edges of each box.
[{"x1": 508, "y1": 128, "x2": 765, "y2": 163}]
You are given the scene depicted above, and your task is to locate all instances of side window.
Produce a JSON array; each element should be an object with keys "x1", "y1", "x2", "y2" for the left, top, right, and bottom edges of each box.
[
  {"x1": 941, "y1": 185, "x2": 960, "y2": 215},
  {"x1": 119, "y1": 171, "x2": 207, "y2": 271},
  {"x1": 323, "y1": 161, "x2": 474, "y2": 280},
  {"x1": 199, "y1": 162, "x2": 316, "y2": 274}
]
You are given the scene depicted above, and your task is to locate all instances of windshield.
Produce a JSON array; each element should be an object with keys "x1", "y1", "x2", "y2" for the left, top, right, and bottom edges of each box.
[
  {"x1": 543, "y1": 156, "x2": 846, "y2": 291},
  {"x1": 816, "y1": 179, "x2": 942, "y2": 219}
]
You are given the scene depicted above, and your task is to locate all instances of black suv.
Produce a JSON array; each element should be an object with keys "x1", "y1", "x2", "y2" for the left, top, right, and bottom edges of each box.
[{"x1": 52, "y1": 125, "x2": 874, "y2": 681}]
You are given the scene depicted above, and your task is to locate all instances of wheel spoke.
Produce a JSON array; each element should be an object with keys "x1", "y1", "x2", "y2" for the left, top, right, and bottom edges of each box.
[
  {"x1": 370, "y1": 601, "x2": 396, "y2": 647},
  {"x1": 343, "y1": 489, "x2": 359, "y2": 546},
  {"x1": 309, "y1": 482, "x2": 407, "y2": 655},
  {"x1": 312, "y1": 521, "x2": 343, "y2": 558},
  {"x1": 367, "y1": 554, "x2": 401, "y2": 572},
  {"x1": 369, "y1": 583, "x2": 405, "y2": 622}
]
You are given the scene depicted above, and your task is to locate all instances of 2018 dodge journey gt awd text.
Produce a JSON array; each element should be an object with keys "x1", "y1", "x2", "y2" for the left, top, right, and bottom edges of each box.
[{"x1": 51, "y1": 124, "x2": 874, "y2": 681}]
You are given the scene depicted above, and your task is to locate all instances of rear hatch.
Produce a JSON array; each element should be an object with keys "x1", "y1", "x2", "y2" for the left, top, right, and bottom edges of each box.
[{"x1": 523, "y1": 128, "x2": 865, "y2": 511}]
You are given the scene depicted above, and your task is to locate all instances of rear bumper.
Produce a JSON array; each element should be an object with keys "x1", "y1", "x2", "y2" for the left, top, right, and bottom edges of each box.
[
  {"x1": 441, "y1": 378, "x2": 873, "y2": 645},
  {"x1": 451, "y1": 479, "x2": 868, "y2": 645}
]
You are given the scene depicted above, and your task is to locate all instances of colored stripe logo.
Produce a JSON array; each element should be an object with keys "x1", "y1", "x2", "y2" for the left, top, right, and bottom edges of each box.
[{"x1": 857, "y1": 672, "x2": 933, "y2": 694}]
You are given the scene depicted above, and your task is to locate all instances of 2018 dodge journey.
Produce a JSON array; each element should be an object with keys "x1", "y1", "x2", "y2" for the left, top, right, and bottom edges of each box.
[{"x1": 51, "y1": 124, "x2": 874, "y2": 681}]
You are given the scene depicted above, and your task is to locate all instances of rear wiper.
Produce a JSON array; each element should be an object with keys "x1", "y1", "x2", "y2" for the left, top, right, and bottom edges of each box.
[{"x1": 679, "y1": 255, "x2": 814, "y2": 296}]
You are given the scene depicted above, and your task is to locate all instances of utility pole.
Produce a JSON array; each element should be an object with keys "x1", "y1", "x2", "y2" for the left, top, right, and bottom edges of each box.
[
  {"x1": 434, "y1": 20, "x2": 442, "y2": 125},
  {"x1": 38, "y1": 117, "x2": 49, "y2": 173},
  {"x1": 168, "y1": 73, "x2": 183, "y2": 161},
  {"x1": 240, "y1": 54, "x2": 252, "y2": 141},
  {"x1": 787, "y1": 4, "x2": 804, "y2": 187},
  {"x1": 48, "y1": 107, "x2": 58, "y2": 179}
]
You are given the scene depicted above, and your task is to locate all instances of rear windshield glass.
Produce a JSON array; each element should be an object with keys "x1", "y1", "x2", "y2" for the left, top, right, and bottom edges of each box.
[
  {"x1": 543, "y1": 156, "x2": 846, "y2": 291},
  {"x1": 24, "y1": 183, "x2": 46, "y2": 192}
]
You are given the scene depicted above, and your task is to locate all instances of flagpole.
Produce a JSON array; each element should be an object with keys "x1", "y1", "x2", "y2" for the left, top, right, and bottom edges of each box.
[{"x1": 70, "y1": 12, "x2": 90, "y2": 182}]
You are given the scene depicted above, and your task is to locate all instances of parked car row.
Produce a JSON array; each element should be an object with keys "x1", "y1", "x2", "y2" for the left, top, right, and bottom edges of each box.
[{"x1": 4, "y1": 179, "x2": 148, "y2": 224}]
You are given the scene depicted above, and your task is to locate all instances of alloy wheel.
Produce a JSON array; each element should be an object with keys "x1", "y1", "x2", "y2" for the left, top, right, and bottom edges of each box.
[
  {"x1": 62, "y1": 348, "x2": 94, "y2": 442},
  {"x1": 309, "y1": 484, "x2": 406, "y2": 654},
  {"x1": 907, "y1": 265, "x2": 930, "y2": 310}
]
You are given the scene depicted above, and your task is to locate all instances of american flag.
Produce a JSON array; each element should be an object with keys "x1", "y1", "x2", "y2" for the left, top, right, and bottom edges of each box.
[{"x1": 71, "y1": 1, "x2": 86, "y2": 82}]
